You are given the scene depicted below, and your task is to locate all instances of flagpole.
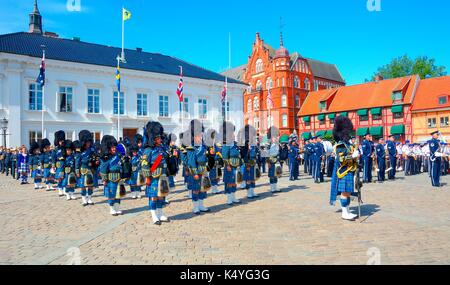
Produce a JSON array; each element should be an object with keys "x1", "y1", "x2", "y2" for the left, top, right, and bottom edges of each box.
[
  {"x1": 41, "y1": 49, "x2": 45, "y2": 138},
  {"x1": 117, "y1": 56, "x2": 121, "y2": 140},
  {"x1": 179, "y1": 66, "x2": 184, "y2": 135}
]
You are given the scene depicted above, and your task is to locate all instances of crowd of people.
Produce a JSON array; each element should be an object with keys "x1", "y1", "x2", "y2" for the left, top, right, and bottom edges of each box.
[{"x1": 0, "y1": 118, "x2": 448, "y2": 223}]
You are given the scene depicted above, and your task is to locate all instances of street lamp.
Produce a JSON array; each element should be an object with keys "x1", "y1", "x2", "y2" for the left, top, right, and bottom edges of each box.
[{"x1": 1, "y1": 117, "x2": 8, "y2": 147}]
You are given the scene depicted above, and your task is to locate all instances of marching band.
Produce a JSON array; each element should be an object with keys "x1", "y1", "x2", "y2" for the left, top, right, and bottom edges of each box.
[{"x1": 0, "y1": 118, "x2": 449, "y2": 224}]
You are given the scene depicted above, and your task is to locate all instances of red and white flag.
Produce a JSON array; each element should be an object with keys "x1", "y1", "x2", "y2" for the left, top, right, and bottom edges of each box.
[
  {"x1": 176, "y1": 66, "x2": 183, "y2": 102},
  {"x1": 221, "y1": 80, "x2": 227, "y2": 102}
]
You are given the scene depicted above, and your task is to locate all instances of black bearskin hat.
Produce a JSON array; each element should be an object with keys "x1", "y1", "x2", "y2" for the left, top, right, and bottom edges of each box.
[
  {"x1": 129, "y1": 143, "x2": 139, "y2": 154},
  {"x1": 54, "y1": 130, "x2": 66, "y2": 146},
  {"x1": 220, "y1": 121, "x2": 235, "y2": 145},
  {"x1": 29, "y1": 141, "x2": 40, "y2": 154},
  {"x1": 238, "y1": 124, "x2": 257, "y2": 146},
  {"x1": 40, "y1": 138, "x2": 51, "y2": 150},
  {"x1": 144, "y1": 121, "x2": 164, "y2": 147},
  {"x1": 65, "y1": 140, "x2": 74, "y2": 150},
  {"x1": 204, "y1": 129, "x2": 216, "y2": 147},
  {"x1": 188, "y1": 119, "x2": 204, "y2": 146},
  {"x1": 267, "y1": 127, "x2": 280, "y2": 140},
  {"x1": 94, "y1": 141, "x2": 101, "y2": 152},
  {"x1": 101, "y1": 135, "x2": 118, "y2": 155},
  {"x1": 133, "y1": 133, "x2": 143, "y2": 145},
  {"x1": 123, "y1": 137, "x2": 132, "y2": 148},
  {"x1": 72, "y1": 140, "x2": 82, "y2": 150},
  {"x1": 79, "y1": 130, "x2": 93, "y2": 149},
  {"x1": 333, "y1": 116, "x2": 354, "y2": 142}
]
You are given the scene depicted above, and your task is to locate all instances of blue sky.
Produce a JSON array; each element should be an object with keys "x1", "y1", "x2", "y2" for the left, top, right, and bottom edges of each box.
[{"x1": 1, "y1": 0, "x2": 449, "y2": 84}]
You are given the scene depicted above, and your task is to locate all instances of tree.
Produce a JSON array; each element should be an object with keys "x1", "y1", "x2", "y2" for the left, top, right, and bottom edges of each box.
[{"x1": 369, "y1": 55, "x2": 447, "y2": 81}]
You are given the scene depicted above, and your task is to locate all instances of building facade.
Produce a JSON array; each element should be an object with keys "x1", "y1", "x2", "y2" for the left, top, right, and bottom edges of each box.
[
  {"x1": 411, "y1": 76, "x2": 450, "y2": 142},
  {"x1": 0, "y1": 2, "x2": 245, "y2": 148},
  {"x1": 298, "y1": 75, "x2": 420, "y2": 143},
  {"x1": 223, "y1": 32, "x2": 345, "y2": 137}
]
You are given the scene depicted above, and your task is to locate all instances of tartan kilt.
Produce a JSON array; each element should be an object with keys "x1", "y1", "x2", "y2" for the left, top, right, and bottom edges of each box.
[
  {"x1": 19, "y1": 163, "x2": 29, "y2": 174},
  {"x1": 336, "y1": 172, "x2": 355, "y2": 194}
]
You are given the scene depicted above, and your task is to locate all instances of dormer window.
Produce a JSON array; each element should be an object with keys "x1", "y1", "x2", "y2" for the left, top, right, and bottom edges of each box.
[
  {"x1": 392, "y1": 91, "x2": 403, "y2": 102},
  {"x1": 319, "y1": 101, "x2": 327, "y2": 111},
  {"x1": 439, "y1": 96, "x2": 448, "y2": 105}
]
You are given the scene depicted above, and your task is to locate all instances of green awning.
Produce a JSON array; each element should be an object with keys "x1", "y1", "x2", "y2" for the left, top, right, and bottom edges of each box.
[
  {"x1": 391, "y1": 105, "x2": 404, "y2": 114},
  {"x1": 356, "y1": 127, "x2": 369, "y2": 136},
  {"x1": 390, "y1": 125, "x2": 405, "y2": 135},
  {"x1": 302, "y1": 116, "x2": 311, "y2": 122},
  {"x1": 325, "y1": 130, "x2": 333, "y2": 136},
  {"x1": 370, "y1": 107, "x2": 382, "y2": 115},
  {"x1": 261, "y1": 135, "x2": 268, "y2": 144},
  {"x1": 328, "y1": 113, "x2": 336, "y2": 119},
  {"x1": 339, "y1": 112, "x2": 348, "y2": 117},
  {"x1": 370, "y1": 126, "x2": 383, "y2": 136},
  {"x1": 302, "y1": 132, "x2": 312, "y2": 139},
  {"x1": 315, "y1": 130, "x2": 326, "y2": 137},
  {"x1": 279, "y1": 134, "x2": 289, "y2": 143},
  {"x1": 356, "y1": 109, "x2": 368, "y2": 116},
  {"x1": 317, "y1": 114, "x2": 326, "y2": 121}
]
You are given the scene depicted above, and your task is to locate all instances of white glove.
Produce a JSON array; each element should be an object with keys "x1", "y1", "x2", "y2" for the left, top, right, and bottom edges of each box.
[
  {"x1": 352, "y1": 150, "x2": 359, "y2": 158},
  {"x1": 434, "y1": 152, "x2": 443, "y2": 157}
]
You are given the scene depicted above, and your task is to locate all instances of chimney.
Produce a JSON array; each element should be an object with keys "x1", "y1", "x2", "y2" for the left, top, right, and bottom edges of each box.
[
  {"x1": 136, "y1": 47, "x2": 143, "y2": 52},
  {"x1": 375, "y1": 75, "x2": 384, "y2": 82},
  {"x1": 44, "y1": 31, "x2": 59, "y2": 38}
]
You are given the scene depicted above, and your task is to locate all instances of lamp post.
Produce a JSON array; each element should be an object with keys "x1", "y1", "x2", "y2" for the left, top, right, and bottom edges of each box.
[{"x1": 1, "y1": 117, "x2": 8, "y2": 147}]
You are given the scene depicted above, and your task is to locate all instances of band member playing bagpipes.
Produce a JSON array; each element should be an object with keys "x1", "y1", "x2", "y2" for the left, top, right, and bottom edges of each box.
[
  {"x1": 128, "y1": 143, "x2": 143, "y2": 199},
  {"x1": 205, "y1": 129, "x2": 221, "y2": 195},
  {"x1": 141, "y1": 121, "x2": 170, "y2": 225},
  {"x1": 330, "y1": 116, "x2": 361, "y2": 221},
  {"x1": 40, "y1": 139, "x2": 55, "y2": 191},
  {"x1": 72, "y1": 140, "x2": 82, "y2": 196},
  {"x1": 166, "y1": 133, "x2": 180, "y2": 189},
  {"x1": 17, "y1": 146, "x2": 30, "y2": 185},
  {"x1": 178, "y1": 132, "x2": 192, "y2": 198},
  {"x1": 62, "y1": 140, "x2": 77, "y2": 200},
  {"x1": 221, "y1": 121, "x2": 242, "y2": 205},
  {"x1": 52, "y1": 130, "x2": 66, "y2": 196},
  {"x1": 182, "y1": 119, "x2": 211, "y2": 214},
  {"x1": 238, "y1": 124, "x2": 259, "y2": 199},
  {"x1": 267, "y1": 127, "x2": 282, "y2": 193},
  {"x1": 76, "y1": 130, "x2": 97, "y2": 206},
  {"x1": 29, "y1": 141, "x2": 43, "y2": 190},
  {"x1": 99, "y1": 135, "x2": 125, "y2": 216}
]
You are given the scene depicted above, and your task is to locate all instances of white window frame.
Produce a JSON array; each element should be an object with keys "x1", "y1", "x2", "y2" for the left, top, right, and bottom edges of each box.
[
  {"x1": 282, "y1": 114, "x2": 288, "y2": 128},
  {"x1": 159, "y1": 95, "x2": 169, "y2": 117},
  {"x1": 28, "y1": 83, "x2": 43, "y2": 111},
  {"x1": 87, "y1": 88, "x2": 100, "y2": 114},
  {"x1": 137, "y1": 93, "x2": 148, "y2": 117},
  {"x1": 113, "y1": 91, "x2": 125, "y2": 115},
  {"x1": 58, "y1": 86, "x2": 74, "y2": 113},
  {"x1": 281, "y1": 94, "x2": 287, "y2": 107}
]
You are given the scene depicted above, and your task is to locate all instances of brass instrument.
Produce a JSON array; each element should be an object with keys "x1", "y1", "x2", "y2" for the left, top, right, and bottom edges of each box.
[{"x1": 336, "y1": 143, "x2": 358, "y2": 179}]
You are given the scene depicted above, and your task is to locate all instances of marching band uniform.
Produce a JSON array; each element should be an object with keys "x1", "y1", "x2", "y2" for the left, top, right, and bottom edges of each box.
[
  {"x1": 63, "y1": 140, "x2": 77, "y2": 200},
  {"x1": 40, "y1": 139, "x2": 54, "y2": 190},
  {"x1": 443, "y1": 143, "x2": 450, "y2": 175},
  {"x1": 128, "y1": 144, "x2": 143, "y2": 199},
  {"x1": 239, "y1": 125, "x2": 259, "y2": 199},
  {"x1": 167, "y1": 140, "x2": 180, "y2": 189},
  {"x1": 52, "y1": 131, "x2": 66, "y2": 197},
  {"x1": 310, "y1": 137, "x2": 317, "y2": 179},
  {"x1": 29, "y1": 141, "x2": 43, "y2": 189},
  {"x1": 422, "y1": 143, "x2": 430, "y2": 173},
  {"x1": 361, "y1": 133, "x2": 374, "y2": 183},
  {"x1": 375, "y1": 141, "x2": 386, "y2": 182},
  {"x1": 267, "y1": 127, "x2": 281, "y2": 193},
  {"x1": 221, "y1": 121, "x2": 242, "y2": 205},
  {"x1": 17, "y1": 148, "x2": 29, "y2": 184},
  {"x1": 386, "y1": 135, "x2": 397, "y2": 180},
  {"x1": 403, "y1": 141, "x2": 411, "y2": 175},
  {"x1": 330, "y1": 116, "x2": 359, "y2": 221},
  {"x1": 288, "y1": 139, "x2": 299, "y2": 181},
  {"x1": 77, "y1": 130, "x2": 97, "y2": 206},
  {"x1": 314, "y1": 136, "x2": 325, "y2": 183},
  {"x1": 303, "y1": 139, "x2": 310, "y2": 174},
  {"x1": 429, "y1": 131, "x2": 442, "y2": 187},
  {"x1": 141, "y1": 121, "x2": 170, "y2": 225},
  {"x1": 208, "y1": 142, "x2": 222, "y2": 195}
]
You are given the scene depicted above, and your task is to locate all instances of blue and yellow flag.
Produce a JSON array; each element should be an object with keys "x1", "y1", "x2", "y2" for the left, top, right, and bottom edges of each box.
[
  {"x1": 122, "y1": 8, "x2": 131, "y2": 21},
  {"x1": 115, "y1": 66, "x2": 121, "y2": 92}
]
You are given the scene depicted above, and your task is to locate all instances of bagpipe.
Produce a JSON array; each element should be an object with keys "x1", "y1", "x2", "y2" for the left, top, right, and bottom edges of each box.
[{"x1": 167, "y1": 146, "x2": 179, "y2": 176}]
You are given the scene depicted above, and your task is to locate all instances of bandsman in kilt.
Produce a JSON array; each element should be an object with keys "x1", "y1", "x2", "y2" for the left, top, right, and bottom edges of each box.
[
  {"x1": 178, "y1": 132, "x2": 191, "y2": 197},
  {"x1": 183, "y1": 119, "x2": 211, "y2": 214},
  {"x1": 62, "y1": 140, "x2": 77, "y2": 200},
  {"x1": 76, "y1": 130, "x2": 97, "y2": 206},
  {"x1": 29, "y1": 141, "x2": 43, "y2": 189},
  {"x1": 141, "y1": 121, "x2": 170, "y2": 225},
  {"x1": 166, "y1": 133, "x2": 180, "y2": 189},
  {"x1": 17, "y1": 146, "x2": 29, "y2": 184},
  {"x1": 221, "y1": 121, "x2": 242, "y2": 205},
  {"x1": 267, "y1": 127, "x2": 282, "y2": 193},
  {"x1": 40, "y1": 139, "x2": 55, "y2": 191},
  {"x1": 72, "y1": 140, "x2": 82, "y2": 193},
  {"x1": 128, "y1": 143, "x2": 143, "y2": 199},
  {"x1": 330, "y1": 116, "x2": 360, "y2": 221},
  {"x1": 238, "y1": 125, "x2": 259, "y2": 199},
  {"x1": 206, "y1": 129, "x2": 222, "y2": 195},
  {"x1": 52, "y1": 131, "x2": 66, "y2": 196}
]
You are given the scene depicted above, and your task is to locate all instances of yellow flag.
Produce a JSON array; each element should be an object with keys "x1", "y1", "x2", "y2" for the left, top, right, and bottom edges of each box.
[{"x1": 122, "y1": 8, "x2": 131, "y2": 21}]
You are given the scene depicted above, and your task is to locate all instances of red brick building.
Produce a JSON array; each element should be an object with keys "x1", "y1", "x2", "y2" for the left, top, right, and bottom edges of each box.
[
  {"x1": 297, "y1": 75, "x2": 420, "y2": 143},
  {"x1": 223, "y1": 33, "x2": 345, "y2": 136}
]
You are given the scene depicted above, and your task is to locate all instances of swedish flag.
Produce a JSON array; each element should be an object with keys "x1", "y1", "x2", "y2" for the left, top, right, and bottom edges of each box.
[
  {"x1": 122, "y1": 8, "x2": 131, "y2": 21},
  {"x1": 115, "y1": 66, "x2": 121, "y2": 92}
]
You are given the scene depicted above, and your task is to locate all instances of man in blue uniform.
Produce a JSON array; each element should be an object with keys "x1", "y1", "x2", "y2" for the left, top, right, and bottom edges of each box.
[
  {"x1": 221, "y1": 121, "x2": 242, "y2": 205},
  {"x1": 310, "y1": 136, "x2": 317, "y2": 179},
  {"x1": 386, "y1": 134, "x2": 397, "y2": 180},
  {"x1": 429, "y1": 131, "x2": 442, "y2": 187},
  {"x1": 375, "y1": 137, "x2": 386, "y2": 182},
  {"x1": 303, "y1": 139, "x2": 310, "y2": 174},
  {"x1": 238, "y1": 125, "x2": 259, "y2": 199},
  {"x1": 314, "y1": 135, "x2": 325, "y2": 183},
  {"x1": 361, "y1": 132, "x2": 374, "y2": 183},
  {"x1": 77, "y1": 130, "x2": 97, "y2": 206},
  {"x1": 288, "y1": 138, "x2": 300, "y2": 181},
  {"x1": 52, "y1": 131, "x2": 66, "y2": 197}
]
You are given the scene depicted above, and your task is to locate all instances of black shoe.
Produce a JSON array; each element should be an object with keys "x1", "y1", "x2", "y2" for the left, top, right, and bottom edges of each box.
[
  {"x1": 154, "y1": 221, "x2": 162, "y2": 225},
  {"x1": 194, "y1": 211, "x2": 201, "y2": 215},
  {"x1": 200, "y1": 208, "x2": 211, "y2": 213}
]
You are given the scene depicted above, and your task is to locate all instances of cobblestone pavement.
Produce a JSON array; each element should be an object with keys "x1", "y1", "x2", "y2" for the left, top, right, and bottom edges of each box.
[{"x1": 0, "y1": 169, "x2": 449, "y2": 265}]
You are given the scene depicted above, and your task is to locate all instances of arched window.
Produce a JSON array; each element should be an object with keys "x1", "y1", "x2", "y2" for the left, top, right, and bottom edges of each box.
[
  {"x1": 253, "y1": 96, "x2": 259, "y2": 110},
  {"x1": 254, "y1": 117, "x2": 259, "y2": 130},
  {"x1": 266, "y1": 77, "x2": 273, "y2": 89},
  {"x1": 304, "y1": 78, "x2": 310, "y2": 90},
  {"x1": 255, "y1": 59, "x2": 263, "y2": 73},
  {"x1": 247, "y1": 99, "x2": 252, "y2": 113},
  {"x1": 282, "y1": 114, "x2": 288, "y2": 127},
  {"x1": 293, "y1": 76, "x2": 300, "y2": 88},
  {"x1": 256, "y1": 80, "x2": 262, "y2": 91},
  {"x1": 281, "y1": 94, "x2": 287, "y2": 107}
]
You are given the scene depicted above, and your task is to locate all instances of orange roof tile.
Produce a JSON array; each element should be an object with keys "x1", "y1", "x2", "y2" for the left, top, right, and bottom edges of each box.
[
  {"x1": 411, "y1": 76, "x2": 450, "y2": 112},
  {"x1": 298, "y1": 75, "x2": 419, "y2": 116}
]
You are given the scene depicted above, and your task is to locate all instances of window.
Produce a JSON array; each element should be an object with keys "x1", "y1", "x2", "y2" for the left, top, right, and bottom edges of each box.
[
  {"x1": 393, "y1": 112, "x2": 403, "y2": 119},
  {"x1": 282, "y1": 77, "x2": 285, "y2": 87},
  {"x1": 314, "y1": 80, "x2": 319, "y2": 91},
  {"x1": 254, "y1": 117, "x2": 260, "y2": 130},
  {"x1": 305, "y1": 121, "x2": 311, "y2": 127},
  {"x1": 222, "y1": 101, "x2": 230, "y2": 120},
  {"x1": 372, "y1": 114, "x2": 382, "y2": 120},
  {"x1": 392, "y1": 91, "x2": 403, "y2": 101},
  {"x1": 91, "y1": 131, "x2": 101, "y2": 143},
  {"x1": 441, "y1": 117, "x2": 449, "y2": 127},
  {"x1": 282, "y1": 114, "x2": 288, "y2": 127},
  {"x1": 428, "y1": 118, "x2": 437, "y2": 128},
  {"x1": 113, "y1": 91, "x2": 125, "y2": 115},
  {"x1": 29, "y1": 83, "x2": 43, "y2": 111},
  {"x1": 137, "y1": 93, "x2": 148, "y2": 116},
  {"x1": 247, "y1": 99, "x2": 252, "y2": 113},
  {"x1": 179, "y1": 97, "x2": 189, "y2": 118},
  {"x1": 159, "y1": 95, "x2": 169, "y2": 117},
  {"x1": 87, "y1": 89, "x2": 100, "y2": 114},
  {"x1": 58, "y1": 86, "x2": 73, "y2": 112},
  {"x1": 295, "y1": 95, "x2": 300, "y2": 107},
  {"x1": 293, "y1": 76, "x2": 300, "y2": 88},
  {"x1": 29, "y1": 131, "x2": 42, "y2": 146},
  {"x1": 304, "y1": 78, "x2": 310, "y2": 90},
  {"x1": 439, "y1": 96, "x2": 448, "y2": 105},
  {"x1": 281, "y1": 95, "x2": 287, "y2": 107},
  {"x1": 330, "y1": 118, "x2": 335, "y2": 124},
  {"x1": 267, "y1": 115, "x2": 274, "y2": 128},
  {"x1": 319, "y1": 101, "x2": 327, "y2": 111},
  {"x1": 255, "y1": 59, "x2": 263, "y2": 73},
  {"x1": 256, "y1": 80, "x2": 262, "y2": 91},
  {"x1": 253, "y1": 96, "x2": 259, "y2": 110},
  {"x1": 359, "y1": 115, "x2": 369, "y2": 121},
  {"x1": 266, "y1": 77, "x2": 273, "y2": 89},
  {"x1": 198, "y1": 98, "x2": 207, "y2": 119}
]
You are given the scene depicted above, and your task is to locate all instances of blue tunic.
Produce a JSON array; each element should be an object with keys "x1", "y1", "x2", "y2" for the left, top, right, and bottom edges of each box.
[
  {"x1": 222, "y1": 142, "x2": 240, "y2": 194},
  {"x1": 142, "y1": 146, "x2": 168, "y2": 198},
  {"x1": 330, "y1": 141, "x2": 355, "y2": 205}
]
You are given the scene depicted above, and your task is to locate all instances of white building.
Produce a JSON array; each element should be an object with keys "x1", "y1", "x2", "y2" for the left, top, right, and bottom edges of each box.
[{"x1": 0, "y1": 2, "x2": 245, "y2": 147}]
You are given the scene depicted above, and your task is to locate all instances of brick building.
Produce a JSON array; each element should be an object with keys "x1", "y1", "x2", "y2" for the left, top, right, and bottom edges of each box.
[{"x1": 222, "y1": 32, "x2": 345, "y2": 137}]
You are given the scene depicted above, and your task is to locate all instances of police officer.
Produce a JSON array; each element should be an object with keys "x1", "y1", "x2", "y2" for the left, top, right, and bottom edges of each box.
[
  {"x1": 429, "y1": 131, "x2": 442, "y2": 187},
  {"x1": 375, "y1": 137, "x2": 386, "y2": 182},
  {"x1": 361, "y1": 132, "x2": 374, "y2": 183},
  {"x1": 386, "y1": 134, "x2": 397, "y2": 180}
]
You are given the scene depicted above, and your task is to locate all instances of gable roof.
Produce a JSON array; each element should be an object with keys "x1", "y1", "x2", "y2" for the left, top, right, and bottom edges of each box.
[
  {"x1": 411, "y1": 76, "x2": 450, "y2": 112},
  {"x1": 298, "y1": 75, "x2": 419, "y2": 116},
  {"x1": 221, "y1": 64, "x2": 248, "y2": 82},
  {"x1": 0, "y1": 32, "x2": 244, "y2": 84}
]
